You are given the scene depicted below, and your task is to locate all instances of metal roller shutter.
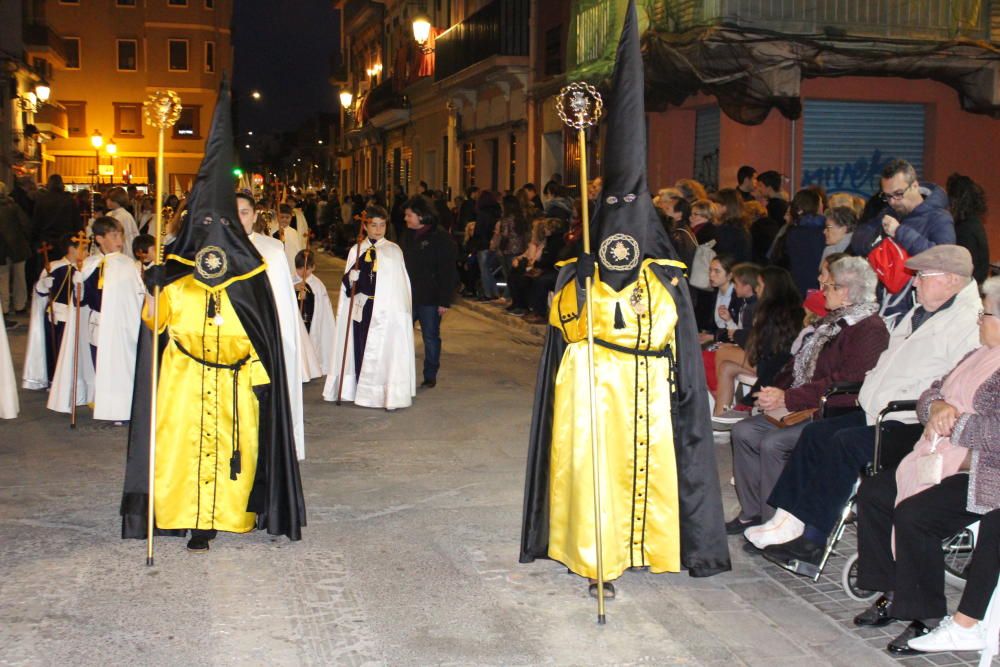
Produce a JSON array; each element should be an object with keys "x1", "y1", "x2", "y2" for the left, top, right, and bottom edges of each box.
[
  {"x1": 801, "y1": 100, "x2": 925, "y2": 197},
  {"x1": 694, "y1": 106, "x2": 720, "y2": 191}
]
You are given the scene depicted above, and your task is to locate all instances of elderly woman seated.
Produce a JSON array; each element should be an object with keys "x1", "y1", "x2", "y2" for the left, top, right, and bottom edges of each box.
[
  {"x1": 848, "y1": 276, "x2": 1000, "y2": 656},
  {"x1": 726, "y1": 257, "x2": 890, "y2": 535}
]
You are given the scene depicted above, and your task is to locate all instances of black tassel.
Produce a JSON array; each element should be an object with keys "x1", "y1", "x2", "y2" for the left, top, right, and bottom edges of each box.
[
  {"x1": 614, "y1": 302, "x2": 626, "y2": 329},
  {"x1": 230, "y1": 449, "x2": 241, "y2": 480},
  {"x1": 207, "y1": 293, "x2": 217, "y2": 319}
]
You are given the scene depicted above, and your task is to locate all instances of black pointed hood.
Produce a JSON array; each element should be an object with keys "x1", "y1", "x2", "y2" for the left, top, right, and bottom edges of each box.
[
  {"x1": 164, "y1": 77, "x2": 264, "y2": 291},
  {"x1": 592, "y1": 0, "x2": 675, "y2": 291}
]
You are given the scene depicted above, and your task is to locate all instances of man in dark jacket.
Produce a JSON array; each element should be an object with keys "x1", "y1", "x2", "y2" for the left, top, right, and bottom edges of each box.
[
  {"x1": 851, "y1": 159, "x2": 955, "y2": 322},
  {"x1": 0, "y1": 185, "x2": 32, "y2": 315},
  {"x1": 401, "y1": 195, "x2": 458, "y2": 388}
]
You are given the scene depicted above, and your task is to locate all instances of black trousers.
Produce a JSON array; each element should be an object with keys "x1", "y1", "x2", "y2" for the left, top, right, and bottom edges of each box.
[
  {"x1": 767, "y1": 411, "x2": 873, "y2": 535},
  {"x1": 768, "y1": 411, "x2": 921, "y2": 536},
  {"x1": 856, "y1": 471, "x2": 1000, "y2": 620}
]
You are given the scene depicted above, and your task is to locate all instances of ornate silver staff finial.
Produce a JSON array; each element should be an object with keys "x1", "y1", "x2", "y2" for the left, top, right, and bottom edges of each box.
[
  {"x1": 143, "y1": 90, "x2": 183, "y2": 130},
  {"x1": 556, "y1": 82, "x2": 603, "y2": 130}
]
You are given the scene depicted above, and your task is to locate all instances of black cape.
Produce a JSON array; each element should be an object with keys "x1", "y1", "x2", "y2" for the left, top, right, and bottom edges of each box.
[{"x1": 518, "y1": 260, "x2": 731, "y2": 577}]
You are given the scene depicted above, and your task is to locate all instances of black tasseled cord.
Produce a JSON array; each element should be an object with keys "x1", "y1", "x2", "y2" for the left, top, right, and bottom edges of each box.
[{"x1": 614, "y1": 302, "x2": 626, "y2": 329}]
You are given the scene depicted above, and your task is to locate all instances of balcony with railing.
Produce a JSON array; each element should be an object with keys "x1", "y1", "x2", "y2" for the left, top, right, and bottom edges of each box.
[
  {"x1": 358, "y1": 77, "x2": 409, "y2": 129},
  {"x1": 23, "y1": 21, "x2": 68, "y2": 67},
  {"x1": 570, "y1": 0, "x2": 994, "y2": 78},
  {"x1": 651, "y1": 0, "x2": 992, "y2": 40},
  {"x1": 434, "y1": 0, "x2": 530, "y2": 82}
]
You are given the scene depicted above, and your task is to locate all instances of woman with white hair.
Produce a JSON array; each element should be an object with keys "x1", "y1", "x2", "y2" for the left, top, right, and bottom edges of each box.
[
  {"x1": 848, "y1": 276, "x2": 1000, "y2": 656},
  {"x1": 728, "y1": 257, "x2": 890, "y2": 534}
]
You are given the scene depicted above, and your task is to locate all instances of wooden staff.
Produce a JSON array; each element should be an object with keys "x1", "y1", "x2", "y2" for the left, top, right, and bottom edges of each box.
[
  {"x1": 335, "y1": 214, "x2": 367, "y2": 405},
  {"x1": 557, "y1": 83, "x2": 607, "y2": 624},
  {"x1": 39, "y1": 242, "x2": 53, "y2": 273},
  {"x1": 142, "y1": 89, "x2": 182, "y2": 567},
  {"x1": 68, "y1": 230, "x2": 90, "y2": 429}
]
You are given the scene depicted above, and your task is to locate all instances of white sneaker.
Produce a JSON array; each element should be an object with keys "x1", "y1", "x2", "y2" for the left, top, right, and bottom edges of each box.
[
  {"x1": 745, "y1": 511, "x2": 804, "y2": 549},
  {"x1": 907, "y1": 616, "x2": 987, "y2": 653}
]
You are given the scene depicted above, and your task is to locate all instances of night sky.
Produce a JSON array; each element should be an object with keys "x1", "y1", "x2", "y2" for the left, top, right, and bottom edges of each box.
[{"x1": 232, "y1": 0, "x2": 341, "y2": 134}]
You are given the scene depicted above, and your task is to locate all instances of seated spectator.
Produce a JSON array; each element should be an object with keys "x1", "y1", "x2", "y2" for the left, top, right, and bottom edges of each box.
[
  {"x1": 752, "y1": 246, "x2": 981, "y2": 554},
  {"x1": 711, "y1": 188, "x2": 752, "y2": 263},
  {"x1": 473, "y1": 190, "x2": 503, "y2": 300},
  {"x1": 822, "y1": 206, "x2": 856, "y2": 260},
  {"x1": 850, "y1": 277, "x2": 1000, "y2": 655},
  {"x1": 507, "y1": 218, "x2": 564, "y2": 322},
  {"x1": 727, "y1": 257, "x2": 889, "y2": 533},
  {"x1": 542, "y1": 184, "x2": 573, "y2": 223},
  {"x1": 714, "y1": 266, "x2": 804, "y2": 427},
  {"x1": 947, "y1": 173, "x2": 990, "y2": 285},
  {"x1": 492, "y1": 195, "x2": 531, "y2": 303},
  {"x1": 698, "y1": 254, "x2": 737, "y2": 343},
  {"x1": 707, "y1": 262, "x2": 760, "y2": 417},
  {"x1": 775, "y1": 188, "x2": 827, "y2": 297}
]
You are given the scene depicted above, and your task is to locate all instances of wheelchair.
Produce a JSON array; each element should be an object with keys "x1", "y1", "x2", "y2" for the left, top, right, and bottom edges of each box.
[{"x1": 765, "y1": 383, "x2": 978, "y2": 601}]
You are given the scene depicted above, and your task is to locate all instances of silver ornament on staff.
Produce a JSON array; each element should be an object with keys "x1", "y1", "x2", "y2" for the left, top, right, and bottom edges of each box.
[
  {"x1": 142, "y1": 90, "x2": 182, "y2": 567},
  {"x1": 556, "y1": 81, "x2": 608, "y2": 624}
]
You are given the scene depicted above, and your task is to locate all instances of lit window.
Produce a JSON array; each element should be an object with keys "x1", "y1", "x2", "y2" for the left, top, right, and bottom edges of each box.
[
  {"x1": 117, "y1": 40, "x2": 138, "y2": 71},
  {"x1": 168, "y1": 39, "x2": 189, "y2": 72},
  {"x1": 114, "y1": 103, "x2": 144, "y2": 138}
]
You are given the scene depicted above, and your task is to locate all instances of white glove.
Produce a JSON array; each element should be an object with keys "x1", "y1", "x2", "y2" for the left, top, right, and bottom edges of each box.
[
  {"x1": 72, "y1": 271, "x2": 85, "y2": 285},
  {"x1": 349, "y1": 270, "x2": 360, "y2": 284},
  {"x1": 40, "y1": 275, "x2": 55, "y2": 292}
]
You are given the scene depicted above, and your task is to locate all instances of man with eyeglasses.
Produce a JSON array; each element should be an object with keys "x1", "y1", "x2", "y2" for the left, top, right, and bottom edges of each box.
[{"x1": 852, "y1": 159, "x2": 956, "y2": 323}]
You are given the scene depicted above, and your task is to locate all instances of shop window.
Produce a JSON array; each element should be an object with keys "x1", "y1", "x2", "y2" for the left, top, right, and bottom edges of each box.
[
  {"x1": 173, "y1": 106, "x2": 200, "y2": 139},
  {"x1": 117, "y1": 39, "x2": 138, "y2": 71},
  {"x1": 168, "y1": 40, "x2": 189, "y2": 71},
  {"x1": 64, "y1": 101, "x2": 86, "y2": 137},
  {"x1": 114, "y1": 103, "x2": 144, "y2": 138}
]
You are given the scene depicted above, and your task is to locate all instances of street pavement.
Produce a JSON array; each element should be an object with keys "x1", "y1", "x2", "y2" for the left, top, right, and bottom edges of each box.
[{"x1": 0, "y1": 254, "x2": 979, "y2": 666}]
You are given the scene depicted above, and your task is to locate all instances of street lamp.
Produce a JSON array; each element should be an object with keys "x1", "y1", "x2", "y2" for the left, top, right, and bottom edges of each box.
[
  {"x1": 106, "y1": 139, "x2": 117, "y2": 184},
  {"x1": 35, "y1": 83, "x2": 50, "y2": 103},
  {"x1": 91, "y1": 130, "x2": 104, "y2": 185},
  {"x1": 412, "y1": 15, "x2": 433, "y2": 53},
  {"x1": 317, "y1": 139, "x2": 324, "y2": 145},
  {"x1": 251, "y1": 90, "x2": 262, "y2": 101}
]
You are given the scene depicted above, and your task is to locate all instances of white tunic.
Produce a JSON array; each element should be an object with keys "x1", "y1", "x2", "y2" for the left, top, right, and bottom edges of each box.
[
  {"x1": 305, "y1": 273, "x2": 336, "y2": 375},
  {"x1": 250, "y1": 232, "x2": 306, "y2": 460},
  {"x1": 85, "y1": 253, "x2": 144, "y2": 421},
  {"x1": 47, "y1": 273, "x2": 96, "y2": 414},
  {"x1": 322, "y1": 238, "x2": 415, "y2": 410},
  {"x1": 22, "y1": 258, "x2": 69, "y2": 390},
  {"x1": 0, "y1": 307, "x2": 18, "y2": 419}
]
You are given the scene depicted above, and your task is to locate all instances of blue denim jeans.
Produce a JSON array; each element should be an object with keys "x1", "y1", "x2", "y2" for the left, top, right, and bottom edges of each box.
[
  {"x1": 413, "y1": 304, "x2": 442, "y2": 382},
  {"x1": 477, "y1": 249, "x2": 500, "y2": 298}
]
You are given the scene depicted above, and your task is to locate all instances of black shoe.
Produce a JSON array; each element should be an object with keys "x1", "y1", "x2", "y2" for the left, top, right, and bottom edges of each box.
[
  {"x1": 763, "y1": 535, "x2": 824, "y2": 565},
  {"x1": 887, "y1": 620, "x2": 932, "y2": 655},
  {"x1": 186, "y1": 536, "x2": 211, "y2": 552},
  {"x1": 420, "y1": 378, "x2": 436, "y2": 388},
  {"x1": 853, "y1": 594, "x2": 895, "y2": 627},
  {"x1": 725, "y1": 515, "x2": 762, "y2": 535}
]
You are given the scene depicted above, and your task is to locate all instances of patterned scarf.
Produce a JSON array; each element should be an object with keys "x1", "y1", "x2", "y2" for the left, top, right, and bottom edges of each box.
[{"x1": 792, "y1": 302, "x2": 880, "y2": 388}]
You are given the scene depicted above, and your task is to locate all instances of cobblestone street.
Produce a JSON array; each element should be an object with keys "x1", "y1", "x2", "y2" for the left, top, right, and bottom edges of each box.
[{"x1": 0, "y1": 255, "x2": 987, "y2": 666}]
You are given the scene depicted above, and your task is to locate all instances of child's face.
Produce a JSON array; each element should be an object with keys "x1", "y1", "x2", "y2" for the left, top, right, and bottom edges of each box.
[
  {"x1": 66, "y1": 245, "x2": 81, "y2": 263},
  {"x1": 734, "y1": 278, "x2": 755, "y2": 298},
  {"x1": 295, "y1": 266, "x2": 313, "y2": 279},
  {"x1": 97, "y1": 230, "x2": 124, "y2": 253},
  {"x1": 278, "y1": 213, "x2": 292, "y2": 228},
  {"x1": 365, "y1": 217, "x2": 387, "y2": 241},
  {"x1": 135, "y1": 247, "x2": 150, "y2": 263}
]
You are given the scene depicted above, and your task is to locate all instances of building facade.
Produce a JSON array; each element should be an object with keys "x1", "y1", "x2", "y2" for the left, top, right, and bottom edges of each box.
[
  {"x1": 40, "y1": 0, "x2": 232, "y2": 193},
  {"x1": 335, "y1": 0, "x2": 531, "y2": 200}
]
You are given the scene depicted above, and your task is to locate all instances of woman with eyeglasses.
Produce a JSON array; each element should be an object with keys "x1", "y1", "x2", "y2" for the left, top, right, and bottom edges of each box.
[{"x1": 850, "y1": 276, "x2": 1000, "y2": 656}]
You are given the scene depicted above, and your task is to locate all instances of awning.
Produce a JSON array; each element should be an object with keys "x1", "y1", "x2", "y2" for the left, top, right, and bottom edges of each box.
[{"x1": 642, "y1": 27, "x2": 1000, "y2": 125}]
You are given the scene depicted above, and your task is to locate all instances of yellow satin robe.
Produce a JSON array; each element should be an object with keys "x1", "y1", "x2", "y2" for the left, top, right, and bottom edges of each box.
[
  {"x1": 547, "y1": 259, "x2": 681, "y2": 580},
  {"x1": 145, "y1": 276, "x2": 269, "y2": 533}
]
